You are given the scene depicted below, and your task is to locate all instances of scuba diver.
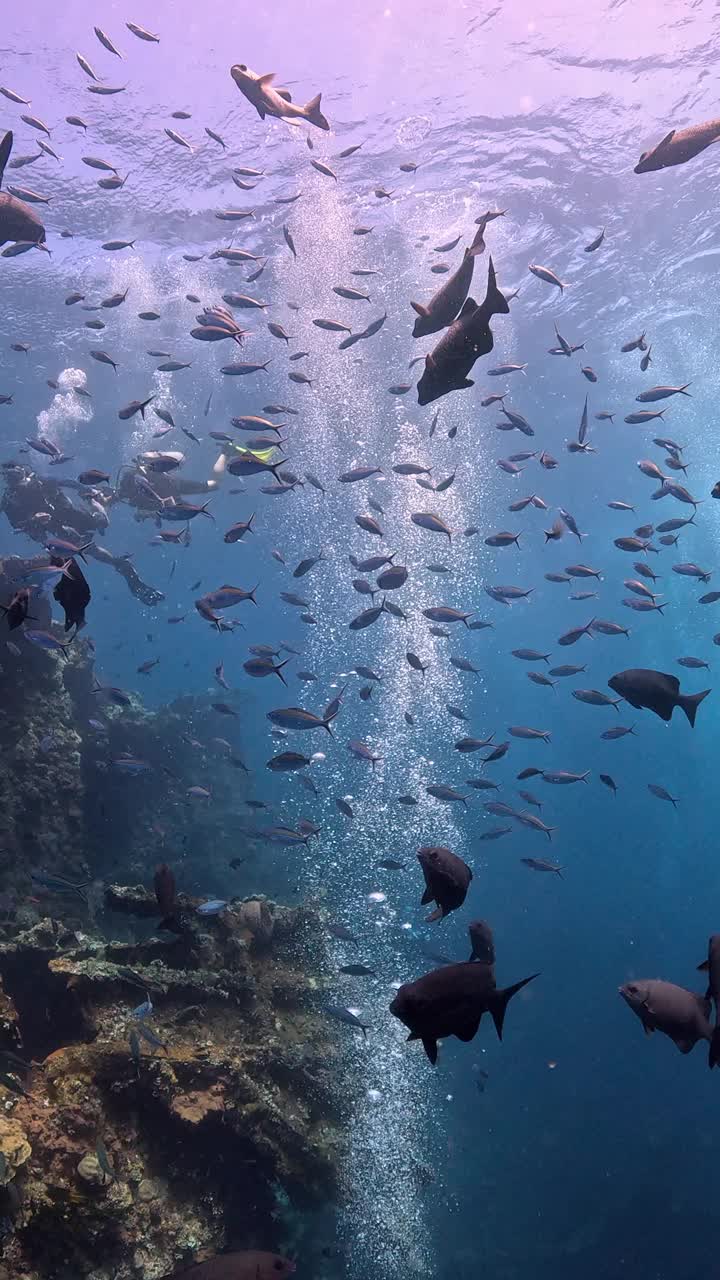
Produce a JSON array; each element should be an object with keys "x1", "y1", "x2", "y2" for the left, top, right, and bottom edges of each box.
[{"x1": 1, "y1": 461, "x2": 221, "y2": 608}]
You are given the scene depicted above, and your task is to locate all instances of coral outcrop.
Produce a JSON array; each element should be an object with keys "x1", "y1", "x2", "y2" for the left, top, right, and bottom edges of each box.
[{"x1": 0, "y1": 896, "x2": 343, "y2": 1279}]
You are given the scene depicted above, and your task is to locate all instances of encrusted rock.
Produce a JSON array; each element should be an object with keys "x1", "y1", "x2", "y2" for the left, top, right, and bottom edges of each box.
[{"x1": 0, "y1": 1115, "x2": 31, "y2": 1182}]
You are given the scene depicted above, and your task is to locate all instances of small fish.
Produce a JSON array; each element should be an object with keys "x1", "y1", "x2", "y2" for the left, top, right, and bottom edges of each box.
[
  {"x1": 528, "y1": 263, "x2": 566, "y2": 292},
  {"x1": 521, "y1": 858, "x2": 563, "y2": 877},
  {"x1": 323, "y1": 1005, "x2": 369, "y2": 1035}
]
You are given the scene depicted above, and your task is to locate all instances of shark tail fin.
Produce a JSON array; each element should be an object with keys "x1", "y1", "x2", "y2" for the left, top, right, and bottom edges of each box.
[
  {"x1": 489, "y1": 973, "x2": 540, "y2": 1040},
  {"x1": 484, "y1": 256, "x2": 510, "y2": 316},
  {"x1": 0, "y1": 131, "x2": 11, "y2": 188},
  {"x1": 304, "y1": 93, "x2": 329, "y2": 131}
]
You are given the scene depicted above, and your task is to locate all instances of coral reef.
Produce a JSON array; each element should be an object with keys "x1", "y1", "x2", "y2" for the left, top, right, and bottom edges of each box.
[
  {"x1": 0, "y1": 556, "x2": 344, "y2": 1280},
  {"x1": 0, "y1": 896, "x2": 343, "y2": 1279}
]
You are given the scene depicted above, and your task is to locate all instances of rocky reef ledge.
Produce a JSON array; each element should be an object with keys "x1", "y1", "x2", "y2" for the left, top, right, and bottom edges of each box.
[{"x1": 0, "y1": 892, "x2": 343, "y2": 1280}]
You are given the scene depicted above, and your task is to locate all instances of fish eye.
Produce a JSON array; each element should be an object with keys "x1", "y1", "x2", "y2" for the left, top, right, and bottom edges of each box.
[
  {"x1": 626, "y1": 984, "x2": 638, "y2": 995},
  {"x1": 238, "y1": 63, "x2": 248, "y2": 71},
  {"x1": 273, "y1": 1263, "x2": 284, "y2": 1272}
]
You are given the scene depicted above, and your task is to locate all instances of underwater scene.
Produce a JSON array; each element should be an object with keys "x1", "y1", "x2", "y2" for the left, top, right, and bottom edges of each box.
[{"x1": 1, "y1": 2, "x2": 719, "y2": 1278}]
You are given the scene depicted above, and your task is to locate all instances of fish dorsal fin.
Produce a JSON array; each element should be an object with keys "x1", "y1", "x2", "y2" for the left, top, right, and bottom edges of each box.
[
  {"x1": 0, "y1": 131, "x2": 12, "y2": 189},
  {"x1": 411, "y1": 300, "x2": 430, "y2": 317},
  {"x1": 656, "y1": 129, "x2": 676, "y2": 150},
  {"x1": 257, "y1": 72, "x2": 277, "y2": 87},
  {"x1": 698, "y1": 959, "x2": 710, "y2": 972},
  {"x1": 459, "y1": 296, "x2": 477, "y2": 318}
]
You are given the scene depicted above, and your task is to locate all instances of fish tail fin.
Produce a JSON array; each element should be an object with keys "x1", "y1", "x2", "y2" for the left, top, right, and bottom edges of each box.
[
  {"x1": 679, "y1": 687, "x2": 711, "y2": 727},
  {"x1": 709, "y1": 1026, "x2": 720, "y2": 1069},
  {"x1": 484, "y1": 256, "x2": 510, "y2": 315},
  {"x1": 489, "y1": 973, "x2": 540, "y2": 1040},
  {"x1": 200, "y1": 500, "x2": 215, "y2": 521},
  {"x1": 0, "y1": 131, "x2": 12, "y2": 187},
  {"x1": 421, "y1": 1037, "x2": 438, "y2": 1064},
  {"x1": 680, "y1": 384, "x2": 692, "y2": 396},
  {"x1": 304, "y1": 92, "x2": 329, "y2": 130},
  {"x1": 467, "y1": 222, "x2": 486, "y2": 257},
  {"x1": 276, "y1": 659, "x2": 291, "y2": 686}
]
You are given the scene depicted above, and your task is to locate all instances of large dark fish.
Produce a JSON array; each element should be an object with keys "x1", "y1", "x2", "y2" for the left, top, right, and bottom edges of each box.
[
  {"x1": 417, "y1": 845, "x2": 472, "y2": 921},
  {"x1": 608, "y1": 668, "x2": 710, "y2": 727},
  {"x1": 0, "y1": 586, "x2": 32, "y2": 630},
  {"x1": 390, "y1": 961, "x2": 538, "y2": 1064},
  {"x1": 635, "y1": 119, "x2": 720, "y2": 174},
  {"x1": 163, "y1": 1252, "x2": 295, "y2": 1280},
  {"x1": 230, "y1": 63, "x2": 329, "y2": 130},
  {"x1": 416, "y1": 257, "x2": 510, "y2": 405},
  {"x1": 698, "y1": 935, "x2": 720, "y2": 1068},
  {"x1": 619, "y1": 979, "x2": 712, "y2": 1054},
  {"x1": 411, "y1": 222, "x2": 486, "y2": 338},
  {"x1": 154, "y1": 863, "x2": 184, "y2": 934},
  {"x1": 0, "y1": 132, "x2": 46, "y2": 246},
  {"x1": 53, "y1": 558, "x2": 90, "y2": 631}
]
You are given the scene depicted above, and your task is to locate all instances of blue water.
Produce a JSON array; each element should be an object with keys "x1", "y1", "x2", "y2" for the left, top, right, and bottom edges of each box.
[{"x1": 3, "y1": 2, "x2": 720, "y2": 1278}]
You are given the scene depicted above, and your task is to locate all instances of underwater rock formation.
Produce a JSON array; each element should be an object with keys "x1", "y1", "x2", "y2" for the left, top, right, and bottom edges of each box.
[
  {"x1": 0, "y1": 896, "x2": 343, "y2": 1279},
  {"x1": 0, "y1": 555, "x2": 255, "y2": 918}
]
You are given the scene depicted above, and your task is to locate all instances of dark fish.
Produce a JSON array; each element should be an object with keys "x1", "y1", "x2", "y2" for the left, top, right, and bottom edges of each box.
[
  {"x1": 417, "y1": 845, "x2": 472, "y2": 922},
  {"x1": 417, "y1": 258, "x2": 510, "y2": 406},
  {"x1": 154, "y1": 863, "x2": 180, "y2": 931},
  {"x1": 608, "y1": 668, "x2": 710, "y2": 726},
  {"x1": 0, "y1": 587, "x2": 32, "y2": 630},
  {"x1": 411, "y1": 222, "x2": 486, "y2": 337},
  {"x1": 698, "y1": 935, "x2": 720, "y2": 1068},
  {"x1": 0, "y1": 131, "x2": 46, "y2": 247},
  {"x1": 390, "y1": 961, "x2": 538, "y2": 1064},
  {"x1": 468, "y1": 919, "x2": 495, "y2": 964},
  {"x1": 620, "y1": 979, "x2": 712, "y2": 1053},
  {"x1": 53, "y1": 558, "x2": 90, "y2": 631}
]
